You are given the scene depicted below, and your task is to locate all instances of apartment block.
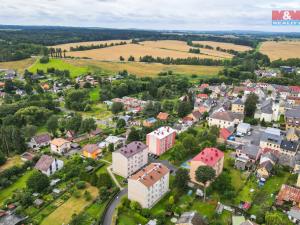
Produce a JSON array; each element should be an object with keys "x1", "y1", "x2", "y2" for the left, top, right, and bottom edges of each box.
[
  {"x1": 128, "y1": 163, "x2": 169, "y2": 208},
  {"x1": 112, "y1": 141, "x2": 148, "y2": 178},
  {"x1": 146, "y1": 126, "x2": 176, "y2": 155}
]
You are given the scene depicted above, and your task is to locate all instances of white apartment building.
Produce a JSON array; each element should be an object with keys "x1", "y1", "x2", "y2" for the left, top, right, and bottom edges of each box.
[
  {"x1": 128, "y1": 163, "x2": 169, "y2": 208},
  {"x1": 112, "y1": 141, "x2": 148, "y2": 178}
]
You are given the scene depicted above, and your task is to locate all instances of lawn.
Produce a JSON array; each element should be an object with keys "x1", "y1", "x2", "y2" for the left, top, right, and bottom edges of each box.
[
  {"x1": 89, "y1": 87, "x2": 100, "y2": 102},
  {"x1": 81, "y1": 103, "x2": 112, "y2": 120},
  {"x1": 0, "y1": 155, "x2": 23, "y2": 172},
  {"x1": 29, "y1": 58, "x2": 89, "y2": 78},
  {"x1": 0, "y1": 58, "x2": 36, "y2": 74},
  {"x1": 40, "y1": 184, "x2": 98, "y2": 225},
  {"x1": 0, "y1": 170, "x2": 33, "y2": 204}
]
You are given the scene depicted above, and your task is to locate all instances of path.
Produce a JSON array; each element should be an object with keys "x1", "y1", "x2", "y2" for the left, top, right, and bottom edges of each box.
[{"x1": 107, "y1": 165, "x2": 123, "y2": 190}]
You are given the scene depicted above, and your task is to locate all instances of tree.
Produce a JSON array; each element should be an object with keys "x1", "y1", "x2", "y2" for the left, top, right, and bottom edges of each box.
[
  {"x1": 65, "y1": 90, "x2": 89, "y2": 111},
  {"x1": 163, "y1": 100, "x2": 174, "y2": 112},
  {"x1": 195, "y1": 166, "x2": 216, "y2": 201},
  {"x1": 245, "y1": 93, "x2": 258, "y2": 117},
  {"x1": 79, "y1": 118, "x2": 96, "y2": 134},
  {"x1": 4, "y1": 80, "x2": 14, "y2": 93},
  {"x1": 108, "y1": 143, "x2": 114, "y2": 152},
  {"x1": 0, "y1": 126, "x2": 26, "y2": 156},
  {"x1": 128, "y1": 55, "x2": 135, "y2": 61},
  {"x1": 21, "y1": 125, "x2": 37, "y2": 141},
  {"x1": 265, "y1": 211, "x2": 293, "y2": 225},
  {"x1": 65, "y1": 114, "x2": 83, "y2": 133},
  {"x1": 182, "y1": 134, "x2": 197, "y2": 152},
  {"x1": 0, "y1": 151, "x2": 6, "y2": 165},
  {"x1": 116, "y1": 119, "x2": 126, "y2": 129},
  {"x1": 97, "y1": 173, "x2": 112, "y2": 188},
  {"x1": 27, "y1": 171, "x2": 50, "y2": 192},
  {"x1": 46, "y1": 115, "x2": 59, "y2": 135},
  {"x1": 111, "y1": 102, "x2": 124, "y2": 114},
  {"x1": 119, "y1": 56, "x2": 125, "y2": 61},
  {"x1": 127, "y1": 127, "x2": 141, "y2": 143},
  {"x1": 177, "y1": 101, "x2": 192, "y2": 118},
  {"x1": 174, "y1": 168, "x2": 189, "y2": 192}
]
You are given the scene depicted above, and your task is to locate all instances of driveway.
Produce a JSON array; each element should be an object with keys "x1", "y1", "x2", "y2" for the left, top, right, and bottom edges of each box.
[{"x1": 101, "y1": 188, "x2": 128, "y2": 225}]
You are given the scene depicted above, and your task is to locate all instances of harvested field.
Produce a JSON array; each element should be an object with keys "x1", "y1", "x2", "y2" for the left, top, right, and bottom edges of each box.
[
  {"x1": 193, "y1": 41, "x2": 252, "y2": 52},
  {"x1": 52, "y1": 39, "x2": 131, "y2": 51},
  {"x1": 0, "y1": 58, "x2": 36, "y2": 74},
  {"x1": 66, "y1": 59, "x2": 223, "y2": 77},
  {"x1": 65, "y1": 40, "x2": 233, "y2": 61},
  {"x1": 260, "y1": 40, "x2": 300, "y2": 61}
]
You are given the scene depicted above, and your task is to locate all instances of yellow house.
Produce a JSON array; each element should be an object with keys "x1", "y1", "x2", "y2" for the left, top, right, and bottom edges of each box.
[{"x1": 82, "y1": 144, "x2": 101, "y2": 159}]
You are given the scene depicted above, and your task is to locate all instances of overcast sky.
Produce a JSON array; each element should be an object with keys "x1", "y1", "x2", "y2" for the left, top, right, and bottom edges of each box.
[{"x1": 1, "y1": 0, "x2": 300, "y2": 32}]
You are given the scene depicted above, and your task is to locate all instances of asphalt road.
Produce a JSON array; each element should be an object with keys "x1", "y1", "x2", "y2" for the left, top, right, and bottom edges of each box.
[{"x1": 102, "y1": 188, "x2": 128, "y2": 225}]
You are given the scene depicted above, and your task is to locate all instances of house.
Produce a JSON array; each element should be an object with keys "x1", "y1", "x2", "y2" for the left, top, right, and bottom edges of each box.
[
  {"x1": 35, "y1": 155, "x2": 64, "y2": 176},
  {"x1": 276, "y1": 184, "x2": 300, "y2": 206},
  {"x1": 231, "y1": 98, "x2": 245, "y2": 114},
  {"x1": 280, "y1": 140, "x2": 299, "y2": 157},
  {"x1": 89, "y1": 128, "x2": 102, "y2": 137},
  {"x1": 176, "y1": 211, "x2": 207, "y2": 225},
  {"x1": 34, "y1": 199, "x2": 44, "y2": 208},
  {"x1": 66, "y1": 130, "x2": 76, "y2": 140},
  {"x1": 286, "y1": 128, "x2": 299, "y2": 141},
  {"x1": 254, "y1": 99, "x2": 279, "y2": 122},
  {"x1": 285, "y1": 107, "x2": 300, "y2": 131},
  {"x1": 28, "y1": 133, "x2": 51, "y2": 149},
  {"x1": 197, "y1": 93, "x2": 209, "y2": 100},
  {"x1": 112, "y1": 141, "x2": 148, "y2": 178},
  {"x1": 50, "y1": 138, "x2": 71, "y2": 155},
  {"x1": 20, "y1": 152, "x2": 35, "y2": 161},
  {"x1": 280, "y1": 66, "x2": 295, "y2": 73},
  {"x1": 128, "y1": 163, "x2": 169, "y2": 208},
  {"x1": 208, "y1": 111, "x2": 243, "y2": 128},
  {"x1": 218, "y1": 127, "x2": 233, "y2": 143},
  {"x1": 143, "y1": 117, "x2": 157, "y2": 127},
  {"x1": 190, "y1": 148, "x2": 224, "y2": 185},
  {"x1": 236, "y1": 144, "x2": 261, "y2": 163},
  {"x1": 236, "y1": 123, "x2": 251, "y2": 136},
  {"x1": 257, "y1": 152, "x2": 277, "y2": 179},
  {"x1": 259, "y1": 128, "x2": 282, "y2": 151},
  {"x1": 98, "y1": 135, "x2": 125, "y2": 150},
  {"x1": 146, "y1": 126, "x2": 176, "y2": 155},
  {"x1": 288, "y1": 207, "x2": 300, "y2": 224},
  {"x1": 82, "y1": 144, "x2": 102, "y2": 159},
  {"x1": 157, "y1": 112, "x2": 169, "y2": 121}
]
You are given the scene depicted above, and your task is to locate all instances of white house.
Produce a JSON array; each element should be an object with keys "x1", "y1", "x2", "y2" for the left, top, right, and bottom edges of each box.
[
  {"x1": 50, "y1": 138, "x2": 71, "y2": 155},
  {"x1": 34, "y1": 155, "x2": 64, "y2": 176}
]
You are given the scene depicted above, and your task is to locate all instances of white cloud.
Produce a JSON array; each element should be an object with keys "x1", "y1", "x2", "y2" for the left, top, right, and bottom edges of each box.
[{"x1": 0, "y1": 0, "x2": 300, "y2": 31}]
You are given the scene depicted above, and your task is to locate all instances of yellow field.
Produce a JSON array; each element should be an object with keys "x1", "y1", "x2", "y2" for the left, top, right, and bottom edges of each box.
[
  {"x1": 260, "y1": 41, "x2": 300, "y2": 61},
  {"x1": 52, "y1": 39, "x2": 131, "y2": 51},
  {"x1": 65, "y1": 40, "x2": 233, "y2": 61},
  {"x1": 41, "y1": 184, "x2": 98, "y2": 225},
  {"x1": 0, "y1": 58, "x2": 36, "y2": 74},
  {"x1": 0, "y1": 156, "x2": 23, "y2": 172},
  {"x1": 66, "y1": 59, "x2": 222, "y2": 77},
  {"x1": 193, "y1": 41, "x2": 252, "y2": 52}
]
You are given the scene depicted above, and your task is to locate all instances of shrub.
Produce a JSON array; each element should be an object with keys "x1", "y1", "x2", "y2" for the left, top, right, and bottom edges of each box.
[{"x1": 76, "y1": 181, "x2": 86, "y2": 189}]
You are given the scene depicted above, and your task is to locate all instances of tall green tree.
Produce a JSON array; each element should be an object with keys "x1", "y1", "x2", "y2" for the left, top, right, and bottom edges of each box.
[
  {"x1": 46, "y1": 115, "x2": 59, "y2": 135},
  {"x1": 174, "y1": 168, "x2": 190, "y2": 192},
  {"x1": 27, "y1": 171, "x2": 50, "y2": 192},
  {"x1": 245, "y1": 93, "x2": 258, "y2": 117},
  {"x1": 80, "y1": 118, "x2": 96, "y2": 134},
  {"x1": 195, "y1": 166, "x2": 216, "y2": 201}
]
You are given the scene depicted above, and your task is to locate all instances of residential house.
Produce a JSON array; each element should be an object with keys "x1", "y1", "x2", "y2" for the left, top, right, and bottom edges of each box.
[
  {"x1": 50, "y1": 138, "x2": 71, "y2": 155},
  {"x1": 89, "y1": 128, "x2": 102, "y2": 137},
  {"x1": 280, "y1": 140, "x2": 299, "y2": 157},
  {"x1": 236, "y1": 144, "x2": 261, "y2": 162},
  {"x1": 254, "y1": 99, "x2": 280, "y2": 122},
  {"x1": 82, "y1": 144, "x2": 102, "y2": 159},
  {"x1": 176, "y1": 211, "x2": 207, "y2": 225},
  {"x1": 143, "y1": 117, "x2": 157, "y2": 127},
  {"x1": 285, "y1": 107, "x2": 300, "y2": 131},
  {"x1": 146, "y1": 126, "x2": 176, "y2": 156},
  {"x1": 231, "y1": 98, "x2": 245, "y2": 114},
  {"x1": 35, "y1": 155, "x2": 64, "y2": 176},
  {"x1": 276, "y1": 184, "x2": 300, "y2": 207},
  {"x1": 208, "y1": 111, "x2": 243, "y2": 128},
  {"x1": 190, "y1": 147, "x2": 224, "y2": 185},
  {"x1": 218, "y1": 127, "x2": 233, "y2": 143},
  {"x1": 183, "y1": 110, "x2": 202, "y2": 124},
  {"x1": 98, "y1": 135, "x2": 125, "y2": 150},
  {"x1": 288, "y1": 207, "x2": 300, "y2": 224},
  {"x1": 20, "y1": 152, "x2": 35, "y2": 161},
  {"x1": 286, "y1": 128, "x2": 299, "y2": 142},
  {"x1": 112, "y1": 141, "x2": 148, "y2": 178},
  {"x1": 196, "y1": 93, "x2": 209, "y2": 100},
  {"x1": 157, "y1": 112, "x2": 169, "y2": 121},
  {"x1": 28, "y1": 133, "x2": 51, "y2": 149},
  {"x1": 257, "y1": 152, "x2": 277, "y2": 179},
  {"x1": 128, "y1": 163, "x2": 169, "y2": 208},
  {"x1": 236, "y1": 123, "x2": 251, "y2": 136},
  {"x1": 259, "y1": 128, "x2": 282, "y2": 151}
]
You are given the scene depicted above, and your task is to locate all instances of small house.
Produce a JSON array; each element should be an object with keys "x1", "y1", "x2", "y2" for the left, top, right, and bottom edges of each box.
[{"x1": 35, "y1": 155, "x2": 64, "y2": 176}]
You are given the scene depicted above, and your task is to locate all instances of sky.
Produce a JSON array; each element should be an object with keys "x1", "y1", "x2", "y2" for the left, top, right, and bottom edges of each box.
[{"x1": 1, "y1": 0, "x2": 300, "y2": 32}]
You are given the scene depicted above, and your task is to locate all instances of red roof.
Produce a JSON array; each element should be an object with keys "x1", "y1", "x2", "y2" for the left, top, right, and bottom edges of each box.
[
  {"x1": 291, "y1": 86, "x2": 300, "y2": 93},
  {"x1": 219, "y1": 128, "x2": 232, "y2": 140},
  {"x1": 199, "y1": 83, "x2": 209, "y2": 89},
  {"x1": 277, "y1": 184, "x2": 300, "y2": 205},
  {"x1": 197, "y1": 93, "x2": 209, "y2": 99},
  {"x1": 192, "y1": 147, "x2": 224, "y2": 167}
]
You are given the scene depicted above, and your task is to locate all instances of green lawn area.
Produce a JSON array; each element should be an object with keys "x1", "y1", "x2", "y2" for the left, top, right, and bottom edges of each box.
[
  {"x1": 118, "y1": 212, "x2": 148, "y2": 225},
  {"x1": 41, "y1": 184, "x2": 98, "y2": 225},
  {"x1": 29, "y1": 58, "x2": 89, "y2": 78},
  {"x1": 81, "y1": 103, "x2": 112, "y2": 120},
  {"x1": 0, "y1": 155, "x2": 23, "y2": 172},
  {"x1": 0, "y1": 170, "x2": 33, "y2": 204},
  {"x1": 89, "y1": 88, "x2": 100, "y2": 102}
]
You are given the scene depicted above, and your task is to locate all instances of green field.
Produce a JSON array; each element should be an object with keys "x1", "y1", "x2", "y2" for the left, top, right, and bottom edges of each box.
[
  {"x1": 29, "y1": 58, "x2": 89, "y2": 78},
  {"x1": 0, "y1": 170, "x2": 33, "y2": 204}
]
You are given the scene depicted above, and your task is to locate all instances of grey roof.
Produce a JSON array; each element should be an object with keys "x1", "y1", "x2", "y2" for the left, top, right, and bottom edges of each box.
[
  {"x1": 286, "y1": 107, "x2": 300, "y2": 118},
  {"x1": 261, "y1": 152, "x2": 278, "y2": 163},
  {"x1": 288, "y1": 207, "x2": 300, "y2": 220},
  {"x1": 116, "y1": 141, "x2": 147, "y2": 158},
  {"x1": 280, "y1": 140, "x2": 299, "y2": 152},
  {"x1": 33, "y1": 133, "x2": 51, "y2": 145},
  {"x1": 210, "y1": 111, "x2": 243, "y2": 122},
  {"x1": 0, "y1": 214, "x2": 26, "y2": 225},
  {"x1": 35, "y1": 155, "x2": 54, "y2": 172},
  {"x1": 259, "y1": 160, "x2": 273, "y2": 172},
  {"x1": 176, "y1": 211, "x2": 207, "y2": 225},
  {"x1": 260, "y1": 99, "x2": 273, "y2": 114},
  {"x1": 238, "y1": 144, "x2": 260, "y2": 159},
  {"x1": 261, "y1": 131, "x2": 282, "y2": 145},
  {"x1": 233, "y1": 98, "x2": 244, "y2": 105}
]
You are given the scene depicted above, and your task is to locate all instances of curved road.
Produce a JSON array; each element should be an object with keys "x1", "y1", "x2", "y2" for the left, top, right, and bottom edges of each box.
[{"x1": 102, "y1": 188, "x2": 128, "y2": 225}]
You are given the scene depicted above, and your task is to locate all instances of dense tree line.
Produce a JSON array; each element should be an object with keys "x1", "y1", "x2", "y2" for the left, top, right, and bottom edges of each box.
[
  {"x1": 188, "y1": 48, "x2": 201, "y2": 54},
  {"x1": 70, "y1": 41, "x2": 127, "y2": 51},
  {"x1": 139, "y1": 55, "x2": 225, "y2": 66},
  {"x1": 271, "y1": 58, "x2": 300, "y2": 67}
]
